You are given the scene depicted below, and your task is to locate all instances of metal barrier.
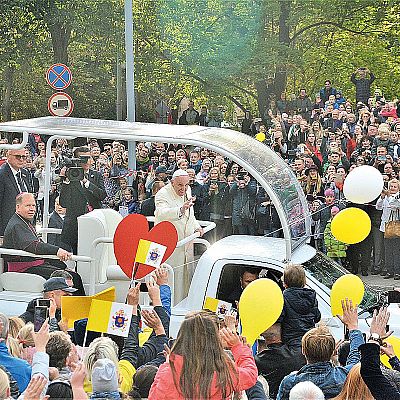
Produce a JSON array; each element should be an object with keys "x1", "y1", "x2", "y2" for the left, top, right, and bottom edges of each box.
[
  {"x1": 37, "y1": 228, "x2": 62, "y2": 235},
  {"x1": 0, "y1": 248, "x2": 92, "y2": 263}
]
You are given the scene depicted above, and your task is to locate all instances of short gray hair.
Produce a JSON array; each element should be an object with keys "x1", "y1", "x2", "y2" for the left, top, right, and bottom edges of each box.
[
  {"x1": 0, "y1": 313, "x2": 9, "y2": 340},
  {"x1": 289, "y1": 381, "x2": 324, "y2": 400}
]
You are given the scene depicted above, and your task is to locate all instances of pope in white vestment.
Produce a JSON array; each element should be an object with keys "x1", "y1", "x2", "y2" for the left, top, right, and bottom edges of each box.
[{"x1": 154, "y1": 169, "x2": 203, "y2": 303}]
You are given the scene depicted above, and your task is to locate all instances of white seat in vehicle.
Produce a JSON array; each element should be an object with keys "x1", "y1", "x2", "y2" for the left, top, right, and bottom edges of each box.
[
  {"x1": 0, "y1": 272, "x2": 45, "y2": 316},
  {"x1": 76, "y1": 209, "x2": 175, "y2": 304},
  {"x1": 77, "y1": 209, "x2": 132, "y2": 301}
]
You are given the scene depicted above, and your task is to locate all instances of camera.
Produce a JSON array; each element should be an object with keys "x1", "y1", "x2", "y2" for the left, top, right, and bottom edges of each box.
[
  {"x1": 62, "y1": 157, "x2": 85, "y2": 182},
  {"x1": 237, "y1": 172, "x2": 247, "y2": 181}
]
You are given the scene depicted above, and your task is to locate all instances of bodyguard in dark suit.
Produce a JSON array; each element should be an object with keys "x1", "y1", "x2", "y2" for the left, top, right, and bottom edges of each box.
[
  {"x1": 59, "y1": 147, "x2": 106, "y2": 253},
  {"x1": 47, "y1": 196, "x2": 66, "y2": 247},
  {"x1": 0, "y1": 149, "x2": 32, "y2": 236}
]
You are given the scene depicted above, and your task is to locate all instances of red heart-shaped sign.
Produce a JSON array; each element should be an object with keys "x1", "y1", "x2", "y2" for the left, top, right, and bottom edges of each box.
[{"x1": 113, "y1": 214, "x2": 178, "y2": 279}]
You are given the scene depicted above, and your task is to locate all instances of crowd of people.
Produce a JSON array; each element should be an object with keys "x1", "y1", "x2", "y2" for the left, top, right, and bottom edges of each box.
[
  {"x1": 240, "y1": 69, "x2": 400, "y2": 279},
  {"x1": 0, "y1": 264, "x2": 397, "y2": 399},
  {"x1": 1, "y1": 68, "x2": 400, "y2": 398},
  {"x1": 1, "y1": 69, "x2": 399, "y2": 280}
]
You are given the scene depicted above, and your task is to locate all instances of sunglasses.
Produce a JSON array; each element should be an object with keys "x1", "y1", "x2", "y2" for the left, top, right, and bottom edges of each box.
[{"x1": 14, "y1": 155, "x2": 27, "y2": 160}]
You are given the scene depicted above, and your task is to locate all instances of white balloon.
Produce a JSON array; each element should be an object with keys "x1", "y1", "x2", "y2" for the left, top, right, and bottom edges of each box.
[{"x1": 343, "y1": 165, "x2": 384, "y2": 204}]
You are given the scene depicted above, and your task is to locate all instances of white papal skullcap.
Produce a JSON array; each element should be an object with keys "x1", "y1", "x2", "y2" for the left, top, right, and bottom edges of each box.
[{"x1": 172, "y1": 169, "x2": 189, "y2": 179}]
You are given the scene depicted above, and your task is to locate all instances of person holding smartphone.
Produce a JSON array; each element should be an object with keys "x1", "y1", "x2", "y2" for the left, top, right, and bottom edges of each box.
[{"x1": 20, "y1": 277, "x2": 77, "y2": 331}]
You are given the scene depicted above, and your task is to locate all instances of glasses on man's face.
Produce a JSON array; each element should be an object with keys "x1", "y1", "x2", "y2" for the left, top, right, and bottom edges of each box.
[{"x1": 14, "y1": 155, "x2": 27, "y2": 160}]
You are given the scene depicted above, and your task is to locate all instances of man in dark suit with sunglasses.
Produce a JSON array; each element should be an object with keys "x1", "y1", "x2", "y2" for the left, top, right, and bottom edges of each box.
[{"x1": 0, "y1": 148, "x2": 32, "y2": 237}]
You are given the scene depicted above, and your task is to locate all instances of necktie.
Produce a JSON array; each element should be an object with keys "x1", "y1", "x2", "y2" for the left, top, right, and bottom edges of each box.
[{"x1": 16, "y1": 171, "x2": 27, "y2": 193}]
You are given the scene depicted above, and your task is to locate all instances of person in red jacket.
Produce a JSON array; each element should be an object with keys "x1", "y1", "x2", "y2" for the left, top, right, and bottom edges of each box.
[{"x1": 149, "y1": 311, "x2": 258, "y2": 399}]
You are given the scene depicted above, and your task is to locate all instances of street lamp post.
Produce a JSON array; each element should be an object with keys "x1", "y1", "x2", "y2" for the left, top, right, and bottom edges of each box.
[{"x1": 124, "y1": 0, "x2": 136, "y2": 173}]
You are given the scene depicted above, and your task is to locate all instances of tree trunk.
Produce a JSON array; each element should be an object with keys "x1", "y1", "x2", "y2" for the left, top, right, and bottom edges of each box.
[
  {"x1": 1, "y1": 65, "x2": 14, "y2": 122},
  {"x1": 255, "y1": 79, "x2": 269, "y2": 118},
  {"x1": 48, "y1": 23, "x2": 71, "y2": 65},
  {"x1": 254, "y1": 0, "x2": 292, "y2": 118},
  {"x1": 274, "y1": 0, "x2": 291, "y2": 96}
]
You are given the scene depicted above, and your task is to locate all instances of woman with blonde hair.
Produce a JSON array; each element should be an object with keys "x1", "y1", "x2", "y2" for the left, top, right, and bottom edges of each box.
[
  {"x1": 333, "y1": 363, "x2": 373, "y2": 400},
  {"x1": 17, "y1": 323, "x2": 36, "y2": 364},
  {"x1": 304, "y1": 166, "x2": 323, "y2": 202},
  {"x1": 310, "y1": 120, "x2": 324, "y2": 138},
  {"x1": 149, "y1": 311, "x2": 257, "y2": 399},
  {"x1": 8, "y1": 317, "x2": 24, "y2": 339},
  {"x1": 6, "y1": 337, "x2": 20, "y2": 358}
]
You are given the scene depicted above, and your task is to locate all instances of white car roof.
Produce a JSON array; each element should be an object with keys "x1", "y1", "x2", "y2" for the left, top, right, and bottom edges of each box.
[
  {"x1": 199, "y1": 235, "x2": 317, "y2": 267},
  {"x1": 0, "y1": 116, "x2": 310, "y2": 259}
]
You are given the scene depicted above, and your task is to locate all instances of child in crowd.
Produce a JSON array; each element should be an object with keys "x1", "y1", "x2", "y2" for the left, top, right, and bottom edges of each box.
[
  {"x1": 90, "y1": 358, "x2": 120, "y2": 399},
  {"x1": 324, "y1": 206, "x2": 347, "y2": 265},
  {"x1": 278, "y1": 264, "x2": 321, "y2": 349},
  {"x1": 312, "y1": 188, "x2": 341, "y2": 253},
  {"x1": 116, "y1": 188, "x2": 140, "y2": 216},
  {"x1": 112, "y1": 177, "x2": 129, "y2": 208}
]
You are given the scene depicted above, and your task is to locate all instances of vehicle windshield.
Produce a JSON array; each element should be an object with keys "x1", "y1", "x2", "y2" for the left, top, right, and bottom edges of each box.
[{"x1": 303, "y1": 251, "x2": 384, "y2": 312}]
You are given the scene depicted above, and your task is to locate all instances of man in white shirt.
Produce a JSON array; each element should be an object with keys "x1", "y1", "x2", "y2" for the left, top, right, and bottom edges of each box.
[{"x1": 155, "y1": 169, "x2": 203, "y2": 303}]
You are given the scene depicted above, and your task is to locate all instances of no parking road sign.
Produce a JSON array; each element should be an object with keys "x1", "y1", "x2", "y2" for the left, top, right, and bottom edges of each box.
[
  {"x1": 48, "y1": 92, "x2": 74, "y2": 117},
  {"x1": 46, "y1": 63, "x2": 72, "y2": 90}
]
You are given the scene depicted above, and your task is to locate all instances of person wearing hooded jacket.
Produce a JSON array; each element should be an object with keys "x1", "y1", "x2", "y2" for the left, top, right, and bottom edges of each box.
[{"x1": 277, "y1": 264, "x2": 321, "y2": 349}]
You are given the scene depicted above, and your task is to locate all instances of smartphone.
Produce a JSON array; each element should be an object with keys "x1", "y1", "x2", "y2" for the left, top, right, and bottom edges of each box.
[
  {"x1": 377, "y1": 155, "x2": 387, "y2": 162},
  {"x1": 34, "y1": 306, "x2": 49, "y2": 332},
  {"x1": 36, "y1": 299, "x2": 51, "y2": 308}
]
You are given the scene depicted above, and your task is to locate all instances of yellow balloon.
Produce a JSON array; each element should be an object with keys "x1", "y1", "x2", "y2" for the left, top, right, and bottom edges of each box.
[
  {"x1": 255, "y1": 132, "x2": 266, "y2": 142},
  {"x1": 239, "y1": 279, "x2": 284, "y2": 345},
  {"x1": 330, "y1": 274, "x2": 364, "y2": 316},
  {"x1": 381, "y1": 336, "x2": 400, "y2": 368},
  {"x1": 331, "y1": 208, "x2": 371, "y2": 244}
]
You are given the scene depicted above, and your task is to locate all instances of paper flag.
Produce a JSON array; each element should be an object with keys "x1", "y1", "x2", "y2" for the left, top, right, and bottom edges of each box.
[
  {"x1": 135, "y1": 239, "x2": 167, "y2": 268},
  {"x1": 87, "y1": 299, "x2": 133, "y2": 338},
  {"x1": 203, "y1": 296, "x2": 232, "y2": 319},
  {"x1": 62, "y1": 287, "x2": 116, "y2": 328}
]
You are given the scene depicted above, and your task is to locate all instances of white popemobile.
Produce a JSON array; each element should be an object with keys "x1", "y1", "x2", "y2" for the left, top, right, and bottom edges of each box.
[{"x1": 0, "y1": 117, "x2": 396, "y2": 338}]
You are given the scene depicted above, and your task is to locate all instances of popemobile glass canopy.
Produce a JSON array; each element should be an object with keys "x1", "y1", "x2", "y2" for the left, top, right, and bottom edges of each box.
[{"x1": 0, "y1": 117, "x2": 311, "y2": 260}]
